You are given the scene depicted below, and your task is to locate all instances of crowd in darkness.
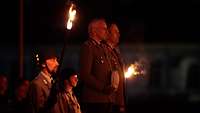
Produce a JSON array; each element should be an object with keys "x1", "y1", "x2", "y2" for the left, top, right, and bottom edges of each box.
[{"x1": 0, "y1": 75, "x2": 31, "y2": 113}]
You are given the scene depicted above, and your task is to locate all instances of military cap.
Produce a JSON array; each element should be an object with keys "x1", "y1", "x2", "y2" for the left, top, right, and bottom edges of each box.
[{"x1": 38, "y1": 47, "x2": 58, "y2": 64}]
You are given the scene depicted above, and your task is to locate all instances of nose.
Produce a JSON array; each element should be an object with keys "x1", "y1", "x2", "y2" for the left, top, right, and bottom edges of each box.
[{"x1": 55, "y1": 59, "x2": 59, "y2": 66}]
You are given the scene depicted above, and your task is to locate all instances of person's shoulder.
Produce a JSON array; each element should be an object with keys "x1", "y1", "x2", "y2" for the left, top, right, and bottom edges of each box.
[
  {"x1": 31, "y1": 74, "x2": 43, "y2": 85},
  {"x1": 82, "y1": 39, "x2": 97, "y2": 47},
  {"x1": 84, "y1": 39, "x2": 98, "y2": 46}
]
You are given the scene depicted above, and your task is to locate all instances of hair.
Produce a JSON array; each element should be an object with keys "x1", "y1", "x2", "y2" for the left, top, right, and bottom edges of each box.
[
  {"x1": 59, "y1": 67, "x2": 78, "y2": 91},
  {"x1": 60, "y1": 67, "x2": 77, "y2": 81}
]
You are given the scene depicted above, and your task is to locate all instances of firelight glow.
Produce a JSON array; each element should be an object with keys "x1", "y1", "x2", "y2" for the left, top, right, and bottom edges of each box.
[
  {"x1": 125, "y1": 64, "x2": 138, "y2": 78},
  {"x1": 66, "y1": 3, "x2": 76, "y2": 30}
]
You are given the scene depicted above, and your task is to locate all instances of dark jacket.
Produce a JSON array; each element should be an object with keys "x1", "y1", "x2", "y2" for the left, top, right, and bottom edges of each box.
[
  {"x1": 101, "y1": 42, "x2": 125, "y2": 107},
  {"x1": 112, "y1": 47, "x2": 125, "y2": 107},
  {"x1": 29, "y1": 72, "x2": 52, "y2": 113},
  {"x1": 79, "y1": 38, "x2": 113, "y2": 103}
]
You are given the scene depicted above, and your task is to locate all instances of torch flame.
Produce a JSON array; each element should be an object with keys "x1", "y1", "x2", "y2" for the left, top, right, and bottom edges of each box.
[
  {"x1": 124, "y1": 61, "x2": 145, "y2": 79},
  {"x1": 66, "y1": 3, "x2": 76, "y2": 30},
  {"x1": 125, "y1": 64, "x2": 138, "y2": 78}
]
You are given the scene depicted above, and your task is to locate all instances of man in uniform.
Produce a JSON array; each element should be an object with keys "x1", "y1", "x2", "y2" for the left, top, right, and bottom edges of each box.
[
  {"x1": 79, "y1": 18, "x2": 116, "y2": 113},
  {"x1": 103, "y1": 23, "x2": 126, "y2": 113},
  {"x1": 29, "y1": 48, "x2": 59, "y2": 113}
]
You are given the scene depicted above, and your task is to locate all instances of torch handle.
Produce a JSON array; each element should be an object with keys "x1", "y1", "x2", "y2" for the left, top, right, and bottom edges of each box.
[{"x1": 57, "y1": 31, "x2": 70, "y2": 74}]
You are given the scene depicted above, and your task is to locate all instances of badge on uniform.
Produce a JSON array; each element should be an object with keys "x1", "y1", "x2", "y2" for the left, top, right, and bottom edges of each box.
[
  {"x1": 111, "y1": 70, "x2": 119, "y2": 92},
  {"x1": 96, "y1": 56, "x2": 104, "y2": 64},
  {"x1": 100, "y1": 56, "x2": 104, "y2": 64}
]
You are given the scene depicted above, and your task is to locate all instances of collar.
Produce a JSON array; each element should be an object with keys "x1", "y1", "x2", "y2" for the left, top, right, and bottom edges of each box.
[
  {"x1": 89, "y1": 38, "x2": 101, "y2": 45},
  {"x1": 107, "y1": 42, "x2": 114, "y2": 49},
  {"x1": 40, "y1": 71, "x2": 53, "y2": 84}
]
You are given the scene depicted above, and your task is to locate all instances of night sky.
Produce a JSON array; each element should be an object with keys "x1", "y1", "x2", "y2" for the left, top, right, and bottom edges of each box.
[
  {"x1": 28, "y1": 0, "x2": 200, "y2": 44},
  {"x1": 1, "y1": 0, "x2": 200, "y2": 45}
]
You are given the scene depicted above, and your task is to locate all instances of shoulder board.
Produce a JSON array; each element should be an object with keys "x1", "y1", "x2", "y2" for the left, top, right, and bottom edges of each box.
[{"x1": 84, "y1": 39, "x2": 97, "y2": 47}]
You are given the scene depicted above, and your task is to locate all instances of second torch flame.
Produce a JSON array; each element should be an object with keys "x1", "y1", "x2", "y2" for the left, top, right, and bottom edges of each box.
[
  {"x1": 125, "y1": 64, "x2": 138, "y2": 78},
  {"x1": 124, "y1": 62, "x2": 145, "y2": 79},
  {"x1": 66, "y1": 3, "x2": 76, "y2": 30}
]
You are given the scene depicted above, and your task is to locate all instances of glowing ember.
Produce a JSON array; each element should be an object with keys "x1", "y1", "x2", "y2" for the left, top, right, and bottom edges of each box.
[{"x1": 66, "y1": 3, "x2": 76, "y2": 30}]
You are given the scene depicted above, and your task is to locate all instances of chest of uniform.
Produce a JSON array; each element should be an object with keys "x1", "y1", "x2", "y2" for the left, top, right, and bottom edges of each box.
[
  {"x1": 106, "y1": 48, "x2": 121, "y2": 69},
  {"x1": 93, "y1": 47, "x2": 108, "y2": 65}
]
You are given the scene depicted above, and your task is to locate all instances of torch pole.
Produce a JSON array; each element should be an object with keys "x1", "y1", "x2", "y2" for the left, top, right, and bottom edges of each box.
[
  {"x1": 57, "y1": 2, "x2": 76, "y2": 73},
  {"x1": 124, "y1": 77, "x2": 128, "y2": 113},
  {"x1": 57, "y1": 30, "x2": 70, "y2": 74}
]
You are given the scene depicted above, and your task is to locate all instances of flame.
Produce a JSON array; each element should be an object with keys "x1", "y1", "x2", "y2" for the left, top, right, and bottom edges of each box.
[
  {"x1": 66, "y1": 3, "x2": 76, "y2": 30},
  {"x1": 124, "y1": 62, "x2": 145, "y2": 78},
  {"x1": 125, "y1": 64, "x2": 137, "y2": 78}
]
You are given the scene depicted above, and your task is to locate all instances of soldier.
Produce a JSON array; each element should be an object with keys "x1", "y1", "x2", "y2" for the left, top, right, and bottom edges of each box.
[
  {"x1": 103, "y1": 23, "x2": 125, "y2": 113},
  {"x1": 29, "y1": 47, "x2": 59, "y2": 113},
  {"x1": 79, "y1": 18, "x2": 116, "y2": 113}
]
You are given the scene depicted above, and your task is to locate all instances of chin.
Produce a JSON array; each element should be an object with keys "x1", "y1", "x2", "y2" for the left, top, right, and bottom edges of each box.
[{"x1": 54, "y1": 68, "x2": 58, "y2": 72}]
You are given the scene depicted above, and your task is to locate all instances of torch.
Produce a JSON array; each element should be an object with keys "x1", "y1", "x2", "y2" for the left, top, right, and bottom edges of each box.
[
  {"x1": 123, "y1": 61, "x2": 146, "y2": 109},
  {"x1": 45, "y1": 2, "x2": 77, "y2": 109},
  {"x1": 57, "y1": 1, "x2": 77, "y2": 73}
]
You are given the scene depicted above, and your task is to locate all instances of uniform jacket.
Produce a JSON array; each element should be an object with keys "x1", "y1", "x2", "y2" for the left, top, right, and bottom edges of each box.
[
  {"x1": 51, "y1": 91, "x2": 81, "y2": 113},
  {"x1": 79, "y1": 38, "x2": 114, "y2": 103},
  {"x1": 101, "y1": 42, "x2": 125, "y2": 107},
  {"x1": 112, "y1": 47, "x2": 125, "y2": 107},
  {"x1": 29, "y1": 72, "x2": 52, "y2": 113}
]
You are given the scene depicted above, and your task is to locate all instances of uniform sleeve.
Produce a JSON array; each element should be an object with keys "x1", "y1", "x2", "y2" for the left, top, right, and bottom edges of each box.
[
  {"x1": 116, "y1": 73, "x2": 125, "y2": 107},
  {"x1": 79, "y1": 44, "x2": 104, "y2": 92},
  {"x1": 29, "y1": 82, "x2": 45, "y2": 113},
  {"x1": 115, "y1": 51, "x2": 125, "y2": 107}
]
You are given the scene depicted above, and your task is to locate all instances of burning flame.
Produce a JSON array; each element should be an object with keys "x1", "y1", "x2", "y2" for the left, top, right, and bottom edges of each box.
[
  {"x1": 66, "y1": 3, "x2": 76, "y2": 30},
  {"x1": 124, "y1": 62, "x2": 145, "y2": 78},
  {"x1": 125, "y1": 64, "x2": 138, "y2": 78}
]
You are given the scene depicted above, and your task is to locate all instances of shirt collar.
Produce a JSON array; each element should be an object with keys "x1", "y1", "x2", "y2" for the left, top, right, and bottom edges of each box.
[
  {"x1": 40, "y1": 71, "x2": 52, "y2": 84},
  {"x1": 90, "y1": 38, "x2": 101, "y2": 45}
]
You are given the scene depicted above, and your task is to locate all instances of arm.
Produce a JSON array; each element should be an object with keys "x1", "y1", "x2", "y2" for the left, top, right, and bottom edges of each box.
[{"x1": 29, "y1": 82, "x2": 45, "y2": 113}]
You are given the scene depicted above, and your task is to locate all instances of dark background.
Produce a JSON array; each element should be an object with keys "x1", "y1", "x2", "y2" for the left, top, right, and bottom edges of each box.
[
  {"x1": 24, "y1": 0, "x2": 200, "y2": 44},
  {"x1": 1, "y1": 0, "x2": 200, "y2": 113},
  {"x1": 2, "y1": 0, "x2": 200, "y2": 45}
]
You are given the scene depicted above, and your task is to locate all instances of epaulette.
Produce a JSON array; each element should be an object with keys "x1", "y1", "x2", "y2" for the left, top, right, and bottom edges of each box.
[
  {"x1": 84, "y1": 39, "x2": 98, "y2": 47},
  {"x1": 34, "y1": 75, "x2": 40, "y2": 81}
]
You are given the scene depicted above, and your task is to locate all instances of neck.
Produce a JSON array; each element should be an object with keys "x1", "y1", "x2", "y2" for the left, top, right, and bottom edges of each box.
[{"x1": 42, "y1": 69, "x2": 51, "y2": 77}]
